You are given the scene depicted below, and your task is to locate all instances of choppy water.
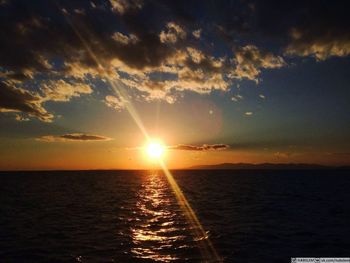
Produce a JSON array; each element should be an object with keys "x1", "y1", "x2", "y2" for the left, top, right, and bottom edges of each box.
[{"x1": 0, "y1": 170, "x2": 350, "y2": 262}]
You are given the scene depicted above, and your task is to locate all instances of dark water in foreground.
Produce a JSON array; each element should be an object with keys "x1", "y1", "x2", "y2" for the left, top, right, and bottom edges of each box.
[{"x1": 0, "y1": 170, "x2": 350, "y2": 262}]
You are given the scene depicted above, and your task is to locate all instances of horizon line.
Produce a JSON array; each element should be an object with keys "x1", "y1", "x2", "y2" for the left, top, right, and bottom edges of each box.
[{"x1": 1, "y1": 162, "x2": 350, "y2": 172}]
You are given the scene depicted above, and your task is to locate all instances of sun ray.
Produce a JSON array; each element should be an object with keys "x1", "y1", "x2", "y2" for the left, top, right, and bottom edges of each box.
[
  {"x1": 60, "y1": 9, "x2": 221, "y2": 262},
  {"x1": 60, "y1": 7, "x2": 150, "y2": 141},
  {"x1": 160, "y1": 161, "x2": 222, "y2": 262}
]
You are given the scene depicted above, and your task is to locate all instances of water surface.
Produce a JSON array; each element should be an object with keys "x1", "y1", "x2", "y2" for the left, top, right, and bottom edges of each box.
[{"x1": 0, "y1": 170, "x2": 350, "y2": 262}]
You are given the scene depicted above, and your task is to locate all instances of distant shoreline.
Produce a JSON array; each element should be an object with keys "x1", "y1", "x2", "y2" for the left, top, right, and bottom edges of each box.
[{"x1": 187, "y1": 163, "x2": 350, "y2": 170}]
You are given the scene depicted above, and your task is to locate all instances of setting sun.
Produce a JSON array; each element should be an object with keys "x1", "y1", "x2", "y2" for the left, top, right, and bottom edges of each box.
[{"x1": 146, "y1": 141, "x2": 165, "y2": 159}]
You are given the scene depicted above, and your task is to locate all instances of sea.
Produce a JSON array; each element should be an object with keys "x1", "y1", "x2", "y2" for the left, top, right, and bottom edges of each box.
[{"x1": 0, "y1": 170, "x2": 349, "y2": 262}]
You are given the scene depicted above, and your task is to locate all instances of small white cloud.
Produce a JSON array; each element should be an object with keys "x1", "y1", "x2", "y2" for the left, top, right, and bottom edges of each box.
[
  {"x1": 112, "y1": 32, "x2": 138, "y2": 45},
  {"x1": 15, "y1": 114, "x2": 30, "y2": 121},
  {"x1": 192, "y1": 29, "x2": 202, "y2": 39},
  {"x1": 109, "y1": 0, "x2": 143, "y2": 14},
  {"x1": 231, "y1": 94, "x2": 244, "y2": 101}
]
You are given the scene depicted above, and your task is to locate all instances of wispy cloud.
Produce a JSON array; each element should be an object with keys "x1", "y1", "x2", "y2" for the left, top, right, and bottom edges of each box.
[
  {"x1": 233, "y1": 45, "x2": 286, "y2": 83},
  {"x1": 104, "y1": 95, "x2": 126, "y2": 111},
  {"x1": 37, "y1": 133, "x2": 112, "y2": 142},
  {"x1": 274, "y1": 152, "x2": 291, "y2": 158},
  {"x1": 169, "y1": 144, "x2": 229, "y2": 151}
]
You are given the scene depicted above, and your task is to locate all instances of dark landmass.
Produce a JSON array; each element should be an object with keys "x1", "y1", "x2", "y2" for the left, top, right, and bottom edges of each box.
[{"x1": 188, "y1": 163, "x2": 350, "y2": 170}]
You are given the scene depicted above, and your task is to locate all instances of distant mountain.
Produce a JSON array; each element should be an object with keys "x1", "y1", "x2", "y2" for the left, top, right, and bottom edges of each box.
[{"x1": 187, "y1": 163, "x2": 345, "y2": 170}]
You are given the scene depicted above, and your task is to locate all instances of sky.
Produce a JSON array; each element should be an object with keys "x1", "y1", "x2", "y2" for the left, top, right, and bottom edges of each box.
[{"x1": 1, "y1": 0, "x2": 350, "y2": 170}]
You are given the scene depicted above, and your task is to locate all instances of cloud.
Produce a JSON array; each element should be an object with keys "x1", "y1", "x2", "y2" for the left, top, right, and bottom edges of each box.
[
  {"x1": 285, "y1": 28, "x2": 350, "y2": 60},
  {"x1": 128, "y1": 43, "x2": 280, "y2": 96},
  {"x1": 0, "y1": 79, "x2": 92, "y2": 121},
  {"x1": 112, "y1": 32, "x2": 138, "y2": 45},
  {"x1": 232, "y1": 45, "x2": 286, "y2": 82},
  {"x1": 274, "y1": 151, "x2": 292, "y2": 158},
  {"x1": 160, "y1": 22, "x2": 187, "y2": 44},
  {"x1": 37, "y1": 133, "x2": 112, "y2": 142},
  {"x1": 105, "y1": 95, "x2": 125, "y2": 111},
  {"x1": 0, "y1": 1, "x2": 287, "y2": 113},
  {"x1": 231, "y1": 94, "x2": 243, "y2": 102},
  {"x1": 112, "y1": 47, "x2": 234, "y2": 101},
  {"x1": 41, "y1": 80, "x2": 93, "y2": 102},
  {"x1": 109, "y1": 0, "x2": 143, "y2": 14},
  {"x1": 249, "y1": 1, "x2": 350, "y2": 61},
  {"x1": 107, "y1": 44, "x2": 284, "y2": 102},
  {"x1": 192, "y1": 29, "x2": 201, "y2": 39},
  {"x1": 15, "y1": 114, "x2": 30, "y2": 122},
  {"x1": 0, "y1": 81, "x2": 53, "y2": 122},
  {"x1": 4, "y1": 0, "x2": 341, "y2": 123},
  {"x1": 169, "y1": 144, "x2": 229, "y2": 151},
  {"x1": 0, "y1": 0, "x2": 175, "y2": 82}
]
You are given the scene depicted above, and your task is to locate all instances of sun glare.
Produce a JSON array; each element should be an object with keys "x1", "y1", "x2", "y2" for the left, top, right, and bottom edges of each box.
[{"x1": 146, "y1": 141, "x2": 165, "y2": 160}]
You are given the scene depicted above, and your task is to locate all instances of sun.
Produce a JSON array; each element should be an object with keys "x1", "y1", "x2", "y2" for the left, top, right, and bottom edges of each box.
[{"x1": 146, "y1": 141, "x2": 165, "y2": 160}]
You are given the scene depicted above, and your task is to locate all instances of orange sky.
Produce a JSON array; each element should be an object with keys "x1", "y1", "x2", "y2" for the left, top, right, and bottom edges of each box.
[{"x1": 1, "y1": 136, "x2": 349, "y2": 170}]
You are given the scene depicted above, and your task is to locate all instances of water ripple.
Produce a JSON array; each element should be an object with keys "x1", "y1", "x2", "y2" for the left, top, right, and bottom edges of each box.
[{"x1": 129, "y1": 174, "x2": 192, "y2": 262}]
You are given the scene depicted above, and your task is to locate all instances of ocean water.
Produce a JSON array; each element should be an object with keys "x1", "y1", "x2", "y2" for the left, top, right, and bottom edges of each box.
[{"x1": 0, "y1": 170, "x2": 350, "y2": 262}]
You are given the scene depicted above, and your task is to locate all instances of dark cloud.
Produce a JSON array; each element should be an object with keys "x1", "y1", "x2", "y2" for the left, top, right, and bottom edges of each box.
[
  {"x1": 251, "y1": 0, "x2": 350, "y2": 59},
  {"x1": 38, "y1": 133, "x2": 112, "y2": 142},
  {"x1": 1, "y1": 0, "x2": 349, "y2": 82},
  {"x1": 170, "y1": 144, "x2": 229, "y2": 151},
  {"x1": 0, "y1": 0, "x2": 288, "y2": 83},
  {"x1": 0, "y1": 81, "x2": 52, "y2": 121},
  {"x1": 282, "y1": 0, "x2": 350, "y2": 60},
  {"x1": 0, "y1": 0, "x2": 175, "y2": 80},
  {"x1": 285, "y1": 28, "x2": 350, "y2": 60},
  {"x1": 0, "y1": 80, "x2": 92, "y2": 121}
]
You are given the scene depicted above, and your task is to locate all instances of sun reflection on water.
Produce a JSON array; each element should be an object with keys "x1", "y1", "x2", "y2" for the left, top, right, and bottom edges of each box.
[{"x1": 130, "y1": 173, "x2": 194, "y2": 262}]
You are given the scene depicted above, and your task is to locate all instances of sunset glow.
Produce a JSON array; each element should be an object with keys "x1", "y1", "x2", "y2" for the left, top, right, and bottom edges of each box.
[{"x1": 146, "y1": 141, "x2": 165, "y2": 160}]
